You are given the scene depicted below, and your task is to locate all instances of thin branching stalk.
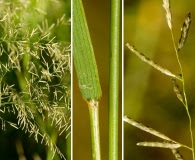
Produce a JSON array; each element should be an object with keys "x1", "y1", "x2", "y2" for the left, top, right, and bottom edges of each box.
[
  {"x1": 163, "y1": 2, "x2": 195, "y2": 157},
  {"x1": 170, "y1": 28, "x2": 195, "y2": 160}
]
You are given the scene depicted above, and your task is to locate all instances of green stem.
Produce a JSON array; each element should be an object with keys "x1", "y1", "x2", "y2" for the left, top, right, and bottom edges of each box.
[
  {"x1": 46, "y1": 130, "x2": 59, "y2": 160},
  {"x1": 88, "y1": 100, "x2": 101, "y2": 160},
  {"x1": 0, "y1": 78, "x2": 1, "y2": 108},
  {"x1": 170, "y1": 29, "x2": 195, "y2": 160},
  {"x1": 109, "y1": 0, "x2": 120, "y2": 159}
]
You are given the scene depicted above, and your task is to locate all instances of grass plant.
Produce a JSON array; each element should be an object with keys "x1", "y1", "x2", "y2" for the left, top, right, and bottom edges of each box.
[
  {"x1": 124, "y1": 0, "x2": 194, "y2": 159},
  {"x1": 0, "y1": 1, "x2": 70, "y2": 159},
  {"x1": 73, "y1": 0, "x2": 121, "y2": 159},
  {"x1": 73, "y1": 0, "x2": 102, "y2": 159}
]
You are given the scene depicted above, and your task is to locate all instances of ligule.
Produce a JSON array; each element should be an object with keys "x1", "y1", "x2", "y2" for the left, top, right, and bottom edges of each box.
[
  {"x1": 172, "y1": 149, "x2": 184, "y2": 160},
  {"x1": 171, "y1": 78, "x2": 184, "y2": 104},
  {"x1": 178, "y1": 12, "x2": 191, "y2": 52},
  {"x1": 137, "y1": 142, "x2": 181, "y2": 149},
  {"x1": 126, "y1": 43, "x2": 182, "y2": 81},
  {"x1": 162, "y1": 0, "x2": 172, "y2": 29},
  {"x1": 123, "y1": 116, "x2": 172, "y2": 141}
]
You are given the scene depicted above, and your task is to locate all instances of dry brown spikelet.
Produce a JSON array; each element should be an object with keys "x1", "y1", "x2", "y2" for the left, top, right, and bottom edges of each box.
[
  {"x1": 172, "y1": 149, "x2": 184, "y2": 160},
  {"x1": 178, "y1": 12, "x2": 191, "y2": 52},
  {"x1": 126, "y1": 43, "x2": 182, "y2": 81},
  {"x1": 163, "y1": 0, "x2": 172, "y2": 29},
  {"x1": 171, "y1": 78, "x2": 184, "y2": 104},
  {"x1": 123, "y1": 116, "x2": 173, "y2": 141}
]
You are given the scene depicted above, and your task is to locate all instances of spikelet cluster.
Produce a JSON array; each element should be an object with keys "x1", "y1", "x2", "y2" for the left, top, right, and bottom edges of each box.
[
  {"x1": 163, "y1": 0, "x2": 172, "y2": 29},
  {"x1": 123, "y1": 116, "x2": 173, "y2": 141},
  {"x1": 124, "y1": 116, "x2": 185, "y2": 158},
  {"x1": 178, "y1": 13, "x2": 191, "y2": 52},
  {"x1": 137, "y1": 142, "x2": 181, "y2": 149},
  {"x1": 125, "y1": 0, "x2": 192, "y2": 160},
  {"x1": 172, "y1": 149, "x2": 184, "y2": 160},
  {"x1": 126, "y1": 43, "x2": 181, "y2": 81},
  {"x1": 0, "y1": 1, "x2": 70, "y2": 159},
  {"x1": 171, "y1": 78, "x2": 184, "y2": 104}
]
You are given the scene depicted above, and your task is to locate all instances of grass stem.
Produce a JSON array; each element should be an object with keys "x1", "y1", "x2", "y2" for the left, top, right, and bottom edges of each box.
[
  {"x1": 73, "y1": 0, "x2": 102, "y2": 159},
  {"x1": 88, "y1": 100, "x2": 101, "y2": 160},
  {"x1": 109, "y1": 0, "x2": 120, "y2": 159}
]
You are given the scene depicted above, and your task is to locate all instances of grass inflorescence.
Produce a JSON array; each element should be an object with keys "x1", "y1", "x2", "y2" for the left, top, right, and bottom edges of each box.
[
  {"x1": 0, "y1": 1, "x2": 70, "y2": 159},
  {"x1": 125, "y1": 0, "x2": 194, "y2": 159}
]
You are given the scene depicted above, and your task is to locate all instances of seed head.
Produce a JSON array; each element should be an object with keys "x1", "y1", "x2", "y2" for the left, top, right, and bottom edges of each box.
[{"x1": 163, "y1": 0, "x2": 172, "y2": 29}]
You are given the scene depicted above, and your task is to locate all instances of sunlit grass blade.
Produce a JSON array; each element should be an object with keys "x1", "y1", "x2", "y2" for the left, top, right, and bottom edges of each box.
[{"x1": 73, "y1": 0, "x2": 102, "y2": 159}]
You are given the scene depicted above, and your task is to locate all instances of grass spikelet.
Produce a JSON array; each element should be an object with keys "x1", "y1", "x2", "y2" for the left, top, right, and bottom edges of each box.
[
  {"x1": 123, "y1": 116, "x2": 172, "y2": 141},
  {"x1": 126, "y1": 43, "x2": 181, "y2": 81},
  {"x1": 172, "y1": 149, "x2": 184, "y2": 160},
  {"x1": 171, "y1": 78, "x2": 184, "y2": 104},
  {"x1": 163, "y1": 0, "x2": 172, "y2": 29},
  {"x1": 178, "y1": 12, "x2": 191, "y2": 52},
  {"x1": 137, "y1": 142, "x2": 181, "y2": 149}
]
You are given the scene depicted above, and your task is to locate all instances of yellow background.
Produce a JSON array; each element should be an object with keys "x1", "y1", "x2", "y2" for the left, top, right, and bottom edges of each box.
[{"x1": 124, "y1": 0, "x2": 195, "y2": 159}]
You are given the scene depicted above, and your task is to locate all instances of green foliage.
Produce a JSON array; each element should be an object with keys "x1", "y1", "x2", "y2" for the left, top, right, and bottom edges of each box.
[
  {"x1": 73, "y1": 0, "x2": 102, "y2": 101},
  {"x1": 0, "y1": 0, "x2": 70, "y2": 159},
  {"x1": 73, "y1": 0, "x2": 102, "y2": 159}
]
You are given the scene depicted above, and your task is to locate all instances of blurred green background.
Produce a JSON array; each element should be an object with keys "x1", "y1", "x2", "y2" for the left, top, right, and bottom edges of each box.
[
  {"x1": 124, "y1": 0, "x2": 195, "y2": 159},
  {"x1": 0, "y1": 0, "x2": 71, "y2": 159},
  {"x1": 73, "y1": 0, "x2": 122, "y2": 159}
]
